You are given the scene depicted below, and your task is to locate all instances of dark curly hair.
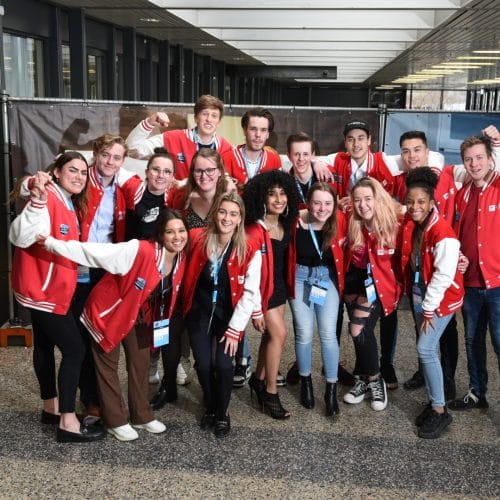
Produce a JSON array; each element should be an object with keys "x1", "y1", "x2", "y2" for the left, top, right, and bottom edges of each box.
[
  {"x1": 242, "y1": 170, "x2": 300, "y2": 230},
  {"x1": 405, "y1": 166, "x2": 438, "y2": 200}
]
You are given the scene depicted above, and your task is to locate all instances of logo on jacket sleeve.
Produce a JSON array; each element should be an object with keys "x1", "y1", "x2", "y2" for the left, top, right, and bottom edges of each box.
[
  {"x1": 261, "y1": 243, "x2": 267, "y2": 254},
  {"x1": 59, "y1": 224, "x2": 69, "y2": 235},
  {"x1": 135, "y1": 277, "x2": 146, "y2": 290},
  {"x1": 238, "y1": 275, "x2": 245, "y2": 284},
  {"x1": 177, "y1": 153, "x2": 186, "y2": 164}
]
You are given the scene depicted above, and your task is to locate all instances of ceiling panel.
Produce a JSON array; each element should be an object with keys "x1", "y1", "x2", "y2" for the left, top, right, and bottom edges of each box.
[{"x1": 50, "y1": 0, "x2": 500, "y2": 89}]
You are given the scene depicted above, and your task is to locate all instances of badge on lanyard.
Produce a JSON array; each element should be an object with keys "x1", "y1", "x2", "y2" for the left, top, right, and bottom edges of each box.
[
  {"x1": 364, "y1": 263, "x2": 377, "y2": 304},
  {"x1": 309, "y1": 279, "x2": 330, "y2": 306},
  {"x1": 153, "y1": 318, "x2": 169, "y2": 347}
]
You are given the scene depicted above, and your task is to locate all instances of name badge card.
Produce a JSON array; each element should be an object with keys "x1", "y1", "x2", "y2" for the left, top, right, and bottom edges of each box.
[{"x1": 153, "y1": 318, "x2": 170, "y2": 347}]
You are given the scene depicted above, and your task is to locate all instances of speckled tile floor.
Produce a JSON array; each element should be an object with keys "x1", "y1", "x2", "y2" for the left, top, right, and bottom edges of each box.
[{"x1": 0, "y1": 308, "x2": 498, "y2": 499}]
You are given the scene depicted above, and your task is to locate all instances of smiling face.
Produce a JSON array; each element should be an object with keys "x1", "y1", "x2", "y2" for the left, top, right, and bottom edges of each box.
[
  {"x1": 53, "y1": 158, "x2": 88, "y2": 196},
  {"x1": 400, "y1": 138, "x2": 429, "y2": 171},
  {"x1": 195, "y1": 107, "x2": 221, "y2": 139},
  {"x1": 265, "y1": 185, "x2": 288, "y2": 216},
  {"x1": 352, "y1": 185, "x2": 375, "y2": 224},
  {"x1": 406, "y1": 187, "x2": 434, "y2": 225},
  {"x1": 345, "y1": 129, "x2": 371, "y2": 164},
  {"x1": 463, "y1": 143, "x2": 493, "y2": 186},
  {"x1": 288, "y1": 140, "x2": 314, "y2": 178},
  {"x1": 192, "y1": 156, "x2": 222, "y2": 193},
  {"x1": 215, "y1": 200, "x2": 242, "y2": 236},
  {"x1": 308, "y1": 189, "x2": 335, "y2": 225},
  {"x1": 162, "y1": 218, "x2": 188, "y2": 253},
  {"x1": 244, "y1": 116, "x2": 270, "y2": 152},
  {"x1": 93, "y1": 143, "x2": 126, "y2": 182},
  {"x1": 146, "y1": 157, "x2": 175, "y2": 195}
]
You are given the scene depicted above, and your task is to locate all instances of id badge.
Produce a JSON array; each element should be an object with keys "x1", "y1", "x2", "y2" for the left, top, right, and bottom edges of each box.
[
  {"x1": 153, "y1": 318, "x2": 170, "y2": 347},
  {"x1": 309, "y1": 279, "x2": 329, "y2": 306},
  {"x1": 364, "y1": 277, "x2": 377, "y2": 304}
]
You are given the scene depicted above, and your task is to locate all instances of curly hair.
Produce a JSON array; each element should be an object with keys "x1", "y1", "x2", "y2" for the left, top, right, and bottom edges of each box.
[
  {"x1": 405, "y1": 166, "x2": 438, "y2": 201},
  {"x1": 242, "y1": 170, "x2": 300, "y2": 230}
]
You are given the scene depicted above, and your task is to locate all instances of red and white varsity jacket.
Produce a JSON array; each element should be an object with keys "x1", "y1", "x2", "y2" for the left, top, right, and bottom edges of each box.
[
  {"x1": 400, "y1": 211, "x2": 464, "y2": 317},
  {"x1": 126, "y1": 120, "x2": 233, "y2": 181},
  {"x1": 345, "y1": 226, "x2": 402, "y2": 316},
  {"x1": 454, "y1": 171, "x2": 500, "y2": 290},
  {"x1": 9, "y1": 183, "x2": 80, "y2": 315},
  {"x1": 287, "y1": 210, "x2": 348, "y2": 298},
  {"x1": 81, "y1": 165, "x2": 144, "y2": 243},
  {"x1": 222, "y1": 145, "x2": 281, "y2": 185},
  {"x1": 44, "y1": 237, "x2": 186, "y2": 352},
  {"x1": 182, "y1": 227, "x2": 262, "y2": 341}
]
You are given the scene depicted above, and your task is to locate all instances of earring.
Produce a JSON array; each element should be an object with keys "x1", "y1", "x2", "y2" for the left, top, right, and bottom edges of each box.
[
  {"x1": 284, "y1": 205, "x2": 289, "y2": 217},
  {"x1": 263, "y1": 203, "x2": 267, "y2": 218}
]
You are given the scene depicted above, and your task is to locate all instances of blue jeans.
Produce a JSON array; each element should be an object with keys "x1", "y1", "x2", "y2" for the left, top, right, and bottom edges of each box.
[
  {"x1": 289, "y1": 265, "x2": 340, "y2": 382},
  {"x1": 462, "y1": 286, "x2": 500, "y2": 397},
  {"x1": 414, "y1": 307, "x2": 453, "y2": 409},
  {"x1": 235, "y1": 332, "x2": 251, "y2": 363}
]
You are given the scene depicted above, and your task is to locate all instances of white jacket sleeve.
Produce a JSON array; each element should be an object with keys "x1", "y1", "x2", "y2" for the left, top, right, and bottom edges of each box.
[
  {"x1": 226, "y1": 251, "x2": 262, "y2": 338},
  {"x1": 44, "y1": 236, "x2": 140, "y2": 275},
  {"x1": 315, "y1": 153, "x2": 338, "y2": 166},
  {"x1": 9, "y1": 198, "x2": 51, "y2": 248},
  {"x1": 422, "y1": 237, "x2": 460, "y2": 314},
  {"x1": 125, "y1": 120, "x2": 165, "y2": 159}
]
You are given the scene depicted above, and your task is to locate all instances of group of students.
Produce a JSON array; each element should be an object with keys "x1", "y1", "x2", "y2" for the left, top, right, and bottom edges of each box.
[{"x1": 9, "y1": 93, "x2": 499, "y2": 443}]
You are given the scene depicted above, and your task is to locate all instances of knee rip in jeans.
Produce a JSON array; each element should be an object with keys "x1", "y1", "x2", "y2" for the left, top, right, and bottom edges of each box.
[{"x1": 348, "y1": 302, "x2": 376, "y2": 338}]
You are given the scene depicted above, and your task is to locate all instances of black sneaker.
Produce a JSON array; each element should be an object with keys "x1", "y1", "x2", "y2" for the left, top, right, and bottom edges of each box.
[
  {"x1": 233, "y1": 357, "x2": 252, "y2": 388},
  {"x1": 449, "y1": 390, "x2": 489, "y2": 411},
  {"x1": 415, "y1": 402, "x2": 433, "y2": 427},
  {"x1": 418, "y1": 410, "x2": 452, "y2": 439},
  {"x1": 368, "y1": 378, "x2": 388, "y2": 411},
  {"x1": 381, "y1": 364, "x2": 398, "y2": 390},
  {"x1": 403, "y1": 370, "x2": 425, "y2": 390}
]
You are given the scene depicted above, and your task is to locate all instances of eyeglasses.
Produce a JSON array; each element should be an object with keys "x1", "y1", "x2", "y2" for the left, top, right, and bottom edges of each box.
[
  {"x1": 193, "y1": 167, "x2": 218, "y2": 178},
  {"x1": 150, "y1": 167, "x2": 174, "y2": 176}
]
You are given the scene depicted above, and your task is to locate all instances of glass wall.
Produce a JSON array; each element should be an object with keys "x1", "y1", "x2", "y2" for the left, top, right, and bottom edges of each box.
[
  {"x1": 87, "y1": 53, "x2": 103, "y2": 99},
  {"x1": 3, "y1": 33, "x2": 44, "y2": 97},
  {"x1": 62, "y1": 45, "x2": 71, "y2": 98}
]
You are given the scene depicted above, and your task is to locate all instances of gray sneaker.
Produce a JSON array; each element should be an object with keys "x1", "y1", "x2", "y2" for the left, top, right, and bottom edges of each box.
[
  {"x1": 233, "y1": 357, "x2": 252, "y2": 388},
  {"x1": 343, "y1": 377, "x2": 370, "y2": 404}
]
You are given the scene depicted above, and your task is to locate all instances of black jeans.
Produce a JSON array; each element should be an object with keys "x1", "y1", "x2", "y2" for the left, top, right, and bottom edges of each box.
[
  {"x1": 186, "y1": 310, "x2": 234, "y2": 420},
  {"x1": 30, "y1": 308, "x2": 86, "y2": 413}
]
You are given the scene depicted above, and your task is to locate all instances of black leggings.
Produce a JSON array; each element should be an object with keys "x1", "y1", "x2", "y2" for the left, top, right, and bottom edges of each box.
[
  {"x1": 159, "y1": 314, "x2": 183, "y2": 388},
  {"x1": 30, "y1": 308, "x2": 86, "y2": 413},
  {"x1": 186, "y1": 311, "x2": 233, "y2": 420}
]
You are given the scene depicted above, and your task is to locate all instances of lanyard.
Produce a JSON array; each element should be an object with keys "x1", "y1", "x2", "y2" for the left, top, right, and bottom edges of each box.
[
  {"x1": 367, "y1": 262, "x2": 373, "y2": 279},
  {"x1": 192, "y1": 127, "x2": 216, "y2": 150},
  {"x1": 242, "y1": 147, "x2": 262, "y2": 179},
  {"x1": 414, "y1": 252, "x2": 420, "y2": 284},
  {"x1": 307, "y1": 220, "x2": 323, "y2": 261},
  {"x1": 211, "y1": 242, "x2": 230, "y2": 304},
  {"x1": 159, "y1": 254, "x2": 178, "y2": 318},
  {"x1": 295, "y1": 175, "x2": 313, "y2": 204}
]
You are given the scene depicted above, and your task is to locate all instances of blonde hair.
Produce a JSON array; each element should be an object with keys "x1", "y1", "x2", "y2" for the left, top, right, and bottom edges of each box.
[
  {"x1": 348, "y1": 177, "x2": 398, "y2": 251},
  {"x1": 204, "y1": 192, "x2": 247, "y2": 265}
]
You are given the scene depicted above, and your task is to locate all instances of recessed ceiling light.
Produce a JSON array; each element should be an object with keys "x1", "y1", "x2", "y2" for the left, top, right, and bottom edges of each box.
[
  {"x1": 201, "y1": 43, "x2": 216, "y2": 47},
  {"x1": 472, "y1": 50, "x2": 500, "y2": 54},
  {"x1": 140, "y1": 18, "x2": 160, "y2": 22},
  {"x1": 457, "y1": 56, "x2": 500, "y2": 60}
]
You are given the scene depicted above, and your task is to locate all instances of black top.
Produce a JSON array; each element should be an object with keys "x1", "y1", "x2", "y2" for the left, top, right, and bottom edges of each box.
[
  {"x1": 295, "y1": 173, "x2": 318, "y2": 204},
  {"x1": 296, "y1": 226, "x2": 333, "y2": 267},
  {"x1": 186, "y1": 205, "x2": 208, "y2": 229},
  {"x1": 126, "y1": 188, "x2": 164, "y2": 240},
  {"x1": 192, "y1": 241, "x2": 233, "y2": 323},
  {"x1": 268, "y1": 232, "x2": 291, "y2": 309}
]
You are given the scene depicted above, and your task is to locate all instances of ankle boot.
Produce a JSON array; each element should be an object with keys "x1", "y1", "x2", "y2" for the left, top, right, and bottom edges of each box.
[
  {"x1": 324, "y1": 382, "x2": 339, "y2": 416},
  {"x1": 150, "y1": 377, "x2": 177, "y2": 410},
  {"x1": 300, "y1": 375, "x2": 315, "y2": 409}
]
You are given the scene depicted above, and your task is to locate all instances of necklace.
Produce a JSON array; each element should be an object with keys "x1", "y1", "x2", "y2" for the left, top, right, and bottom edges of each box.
[{"x1": 264, "y1": 217, "x2": 280, "y2": 230}]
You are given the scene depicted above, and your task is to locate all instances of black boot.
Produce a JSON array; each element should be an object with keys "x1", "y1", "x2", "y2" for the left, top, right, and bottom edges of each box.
[
  {"x1": 324, "y1": 382, "x2": 339, "y2": 416},
  {"x1": 300, "y1": 375, "x2": 315, "y2": 409},
  {"x1": 150, "y1": 377, "x2": 177, "y2": 410}
]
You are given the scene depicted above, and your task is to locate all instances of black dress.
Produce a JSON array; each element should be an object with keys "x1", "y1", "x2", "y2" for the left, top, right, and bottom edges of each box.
[{"x1": 267, "y1": 232, "x2": 291, "y2": 310}]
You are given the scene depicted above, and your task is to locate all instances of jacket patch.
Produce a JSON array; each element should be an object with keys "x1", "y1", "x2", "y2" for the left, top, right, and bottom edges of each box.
[
  {"x1": 59, "y1": 224, "x2": 69, "y2": 235},
  {"x1": 135, "y1": 277, "x2": 146, "y2": 290},
  {"x1": 261, "y1": 243, "x2": 267, "y2": 254},
  {"x1": 238, "y1": 275, "x2": 245, "y2": 284},
  {"x1": 177, "y1": 153, "x2": 186, "y2": 164}
]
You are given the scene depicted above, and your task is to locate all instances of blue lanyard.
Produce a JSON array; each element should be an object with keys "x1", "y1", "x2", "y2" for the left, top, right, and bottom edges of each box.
[
  {"x1": 295, "y1": 175, "x2": 313, "y2": 204},
  {"x1": 211, "y1": 242, "x2": 230, "y2": 304},
  {"x1": 307, "y1": 220, "x2": 323, "y2": 260},
  {"x1": 367, "y1": 262, "x2": 372, "y2": 279}
]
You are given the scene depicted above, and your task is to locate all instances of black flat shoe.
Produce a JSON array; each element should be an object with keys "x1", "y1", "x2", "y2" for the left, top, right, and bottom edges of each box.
[
  {"x1": 150, "y1": 381, "x2": 178, "y2": 411},
  {"x1": 200, "y1": 412, "x2": 216, "y2": 431},
  {"x1": 41, "y1": 410, "x2": 60, "y2": 425},
  {"x1": 214, "y1": 416, "x2": 231, "y2": 438},
  {"x1": 56, "y1": 425, "x2": 106, "y2": 443}
]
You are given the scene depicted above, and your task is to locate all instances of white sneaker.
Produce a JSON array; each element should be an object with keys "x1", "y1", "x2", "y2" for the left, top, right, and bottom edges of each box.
[
  {"x1": 176, "y1": 359, "x2": 191, "y2": 385},
  {"x1": 368, "y1": 378, "x2": 388, "y2": 411},
  {"x1": 107, "y1": 424, "x2": 139, "y2": 442},
  {"x1": 343, "y1": 377, "x2": 370, "y2": 404},
  {"x1": 133, "y1": 419, "x2": 166, "y2": 434}
]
